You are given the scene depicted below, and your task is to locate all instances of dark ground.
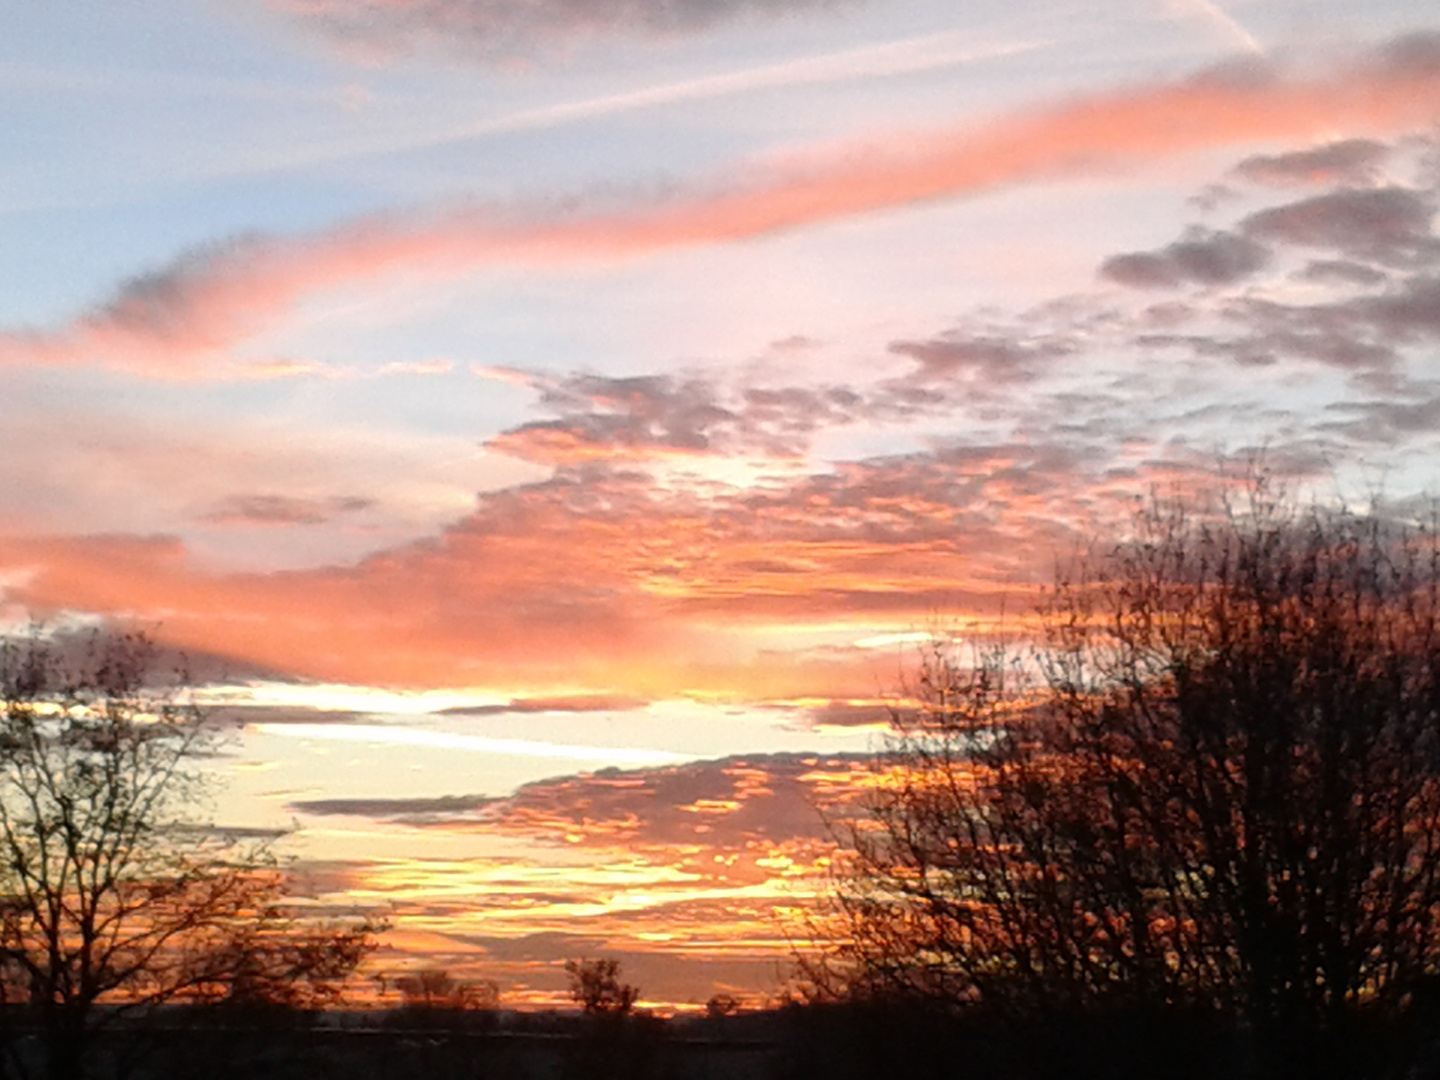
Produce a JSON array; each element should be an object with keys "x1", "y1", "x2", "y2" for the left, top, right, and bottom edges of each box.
[{"x1": 3, "y1": 1001, "x2": 1438, "y2": 1080}]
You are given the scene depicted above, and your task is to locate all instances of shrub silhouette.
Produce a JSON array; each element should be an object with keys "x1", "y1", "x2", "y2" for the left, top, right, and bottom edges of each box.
[{"x1": 565, "y1": 958, "x2": 638, "y2": 1016}]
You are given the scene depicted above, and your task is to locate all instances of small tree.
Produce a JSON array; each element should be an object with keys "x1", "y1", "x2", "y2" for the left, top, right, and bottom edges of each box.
[
  {"x1": 565, "y1": 958, "x2": 638, "y2": 1016},
  {"x1": 0, "y1": 631, "x2": 377, "y2": 1080},
  {"x1": 705, "y1": 992, "x2": 740, "y2": 1018},
  {"x1": 815, "y1": 482, "x2": 1440, "y2": 1076},
  {"x1": 394, "y1": 968, "x2": 500, "y2": 1012}
]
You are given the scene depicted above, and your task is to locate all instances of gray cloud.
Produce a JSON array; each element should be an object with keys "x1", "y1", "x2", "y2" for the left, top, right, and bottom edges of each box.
[
  {"x1": 1232, "y1": 139, "x2": 1391, "y2": 187},
  {"x1": 95, "y1": 234, "x2": 271, "y2": 355},
  {"x1": 487, "y1": 374, "x2": 735, "y2": 463},
  {"x1": 739, "y1": 385, "x2": 868, "y2": 449},
  {"x1": 289, "y1": 794, "x2": 494, "y2": 820},
  {"x1": 268, "y1": 0, "x2": 857, "y2": 62},
  {"x1": 805, "y1": 700, "x2": 893, "y2": 728},
  {"x1": 1241, "y1": 188, "x2": 1439, "y2": 268},
  {"x1": 886, "y1": 335, "x2": 1070, "y2": 386},
  {"x1": 441, "y1": 694, "x2": 651, "y2": 716},
  {"x1": 1379, "y1": 30, "x2": 1440, "y2": 78},
  {"x1": 1322, "y1": 392, "x2": 1440, "y2": 444},
  {"x1": 488, "y1": 372, "x2": 898, "y2": 465},
  {"x1": 289, "y1": 751, "x2": 872, "y2": 842},
  {"x1": 1088, "y1": 163, "x2": 1440, "y2": 381},
  {"x1": 209, "y1": 706, "x2": 375, "y2": 727},
  {"x1": 1354, "y1": 275, "x2": 1440, "y2": 339},
  {"x1": 1100, "y1": 229, "x2": 1271, "y2": 289},
  {"x1": 1219, "y1": 273, "x2": 1440, "y2": 374},
  {"x1": 1299, "y1": 260, "x2": 1390, "y2": 287},
  {"x1": 202, "y1": 493, "x2": 375, "y2": 527}
]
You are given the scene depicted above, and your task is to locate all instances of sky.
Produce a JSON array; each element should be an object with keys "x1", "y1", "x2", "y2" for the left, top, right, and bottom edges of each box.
[{"x1": 4, "y1": 0, "x2": 1440, "y2": 1009}]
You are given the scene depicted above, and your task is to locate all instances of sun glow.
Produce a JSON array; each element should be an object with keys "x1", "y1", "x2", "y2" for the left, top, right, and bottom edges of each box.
[{"x1": 253, "y1": 722, "x2": 693, "y2": 767}]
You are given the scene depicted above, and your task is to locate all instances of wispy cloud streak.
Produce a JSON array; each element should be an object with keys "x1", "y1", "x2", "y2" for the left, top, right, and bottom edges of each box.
[
  {"x1": 4, "y1": 35, "x2": 1439, "y2": 379},
  {"x1": 399, "y1": 32, "x2": 1041, "y2": 148},
  {"x1": 268, "y1": 0, "x2": 862, "y2": 62}
]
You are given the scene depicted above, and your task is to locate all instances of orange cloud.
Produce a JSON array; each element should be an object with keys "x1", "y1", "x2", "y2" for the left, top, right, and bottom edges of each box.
[
  {"x1": 5, "y1": 35, "x2": 1439, "y2": 379},
  {"x1": 0, "y1": 443, "x2": 1126, "y2": 694},
  {"x1": 0, "y1": 441, "x2": 1254, "y2": 699},
  {"x1": 293, "y1": 753, "x2": 877, "y2": 1006}
]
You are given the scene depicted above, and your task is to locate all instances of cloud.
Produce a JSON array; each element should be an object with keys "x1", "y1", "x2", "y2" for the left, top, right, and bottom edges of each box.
[
  {"x1": 0, "y1": 401, "x2": 525, "y2": 572},
  {"x1": 1241, "y1": 188, "x2": 1439, "y2": 268},
  {"x1": 486, "y1": 372, "x2": 880, "y2": 465},
  {"x1": 488, "y1": 375, "x2": 736, "y2": 465},
  {"x1": 291, "y1": 751, "x2": 871, "y2": 845},
  {"x1": 1100, "y1": 229, "x2": 1271, "y2": 289},
  {"x1": 1353, "y1": 275, "x2": 1440, "y2": 339},
  {"x1": 1083, "y1": 150, "x2": 1440, "y2": 377},
  {"x1": 202, "y1": 494, "x2": 376, "y2": 527},
  {"x1": 279, "y1": 754, "x2": 870, "y2": 1009},
  {"x1": 267, "y1": 0, "x2": 860, "y2": 62},
  {"x1": 291, "y1": 794, "x2": 495, "y2": 819},
  {"x1": 1231, "y1": 139, "x2": 1391, "y2": 187},
  {"x1": 1298, "y1": 260, "x2": 1390, "y2": 287},
  {"x1": 12, "y1": 204, "x2": 1407, "y2": 698},
  {"x1": 304, "y1": 753, "x2": 884, "y2": 1004},
  {"x1": 0, "y1": 438, "x2": 1145, "y2": 694},
  {"x1": 804, "y1": 700, "x2": 893, "y2": 728},
  {"x1": 207, "y1": 705, "x2": 376, "y2": 726},
  {"x1": 1212, "y1": 273, "x2": 1440, "y2": 373},
  {"x1": 1168, "y1": 0, "x2": 1264, "y2": 56},
  {"x1": 441, "y1": 693, "x2": 652, "y2": 715},
  {"x1": 6, "y1": 34, "x2": 1440, "y2": 379},
  {"x1": 5, "y1": 144, "x2": 1440, "y2": 699},
  {"x1": 1321, "y1": 390, "x2": 1440, "y2": 444},
  {"x1": 887, "y1": 334, "x2": 1071, "y2": 385}
]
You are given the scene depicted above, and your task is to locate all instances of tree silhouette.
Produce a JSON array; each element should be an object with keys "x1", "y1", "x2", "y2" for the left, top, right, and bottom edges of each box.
[
  {"x1": 815, "y1": 481, "x2": 1440, "y2": 1076},
  {"x1": 0, "y1": 631, "x2": 378, "y2": 1080},
  {"x1": 393, "y1": 967, "x2": 499, "y2": 1012},
  {"x1": 565, "y1": 958, "x2": 638, "y2": 1016}
]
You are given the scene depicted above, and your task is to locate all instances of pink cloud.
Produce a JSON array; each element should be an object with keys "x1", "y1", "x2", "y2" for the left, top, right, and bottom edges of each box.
[
  {"x1": 0, "y1": 441, "x2": 1244, "y2": 696},
  {"x1": 5, "y1": 35, "x2": 1439, "y2": 380}
]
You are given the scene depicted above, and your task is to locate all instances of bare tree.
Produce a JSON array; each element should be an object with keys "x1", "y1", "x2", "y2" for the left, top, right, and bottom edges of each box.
[
  {"x1": 814, "y1": 481, "x2": 1440, "y2": 1074},
  {"x1": 393, "y1": 967, "x2": 500, "y2": 1012},
  {"x1": 704, "y1": 993, "x2": 740, "y2": 1018},
  {"x1": 0, "y1": 631, "x2": 378, "y2": 1080},
  {"x1": 565, "y1": 958, "x2": 638, "y2": 1016}
]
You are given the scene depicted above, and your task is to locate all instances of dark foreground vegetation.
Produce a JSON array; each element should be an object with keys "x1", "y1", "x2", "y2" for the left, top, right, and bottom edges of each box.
[
  {"x1": 808, "y1": 476, "x2": 1440, "y2": 1079},
  {"x1": 0, "y1": 998, "x2": 1435, "y2": 1080}
]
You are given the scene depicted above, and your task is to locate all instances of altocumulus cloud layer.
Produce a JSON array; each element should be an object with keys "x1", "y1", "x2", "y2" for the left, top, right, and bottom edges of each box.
[{"x1": 4, "y1": 127, "x2": 1440, "y2": 698}]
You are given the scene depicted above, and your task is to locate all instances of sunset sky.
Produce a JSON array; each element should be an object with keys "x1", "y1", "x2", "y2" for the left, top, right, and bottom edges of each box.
[{"x1": 5, "y1": 0, "x2": 1440, "y2": 1008}]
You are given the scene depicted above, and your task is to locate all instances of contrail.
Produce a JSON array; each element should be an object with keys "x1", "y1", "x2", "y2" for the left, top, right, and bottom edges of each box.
[{"x1": 1177, "y1": 0, "x2": 1266, "y2": 55}]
